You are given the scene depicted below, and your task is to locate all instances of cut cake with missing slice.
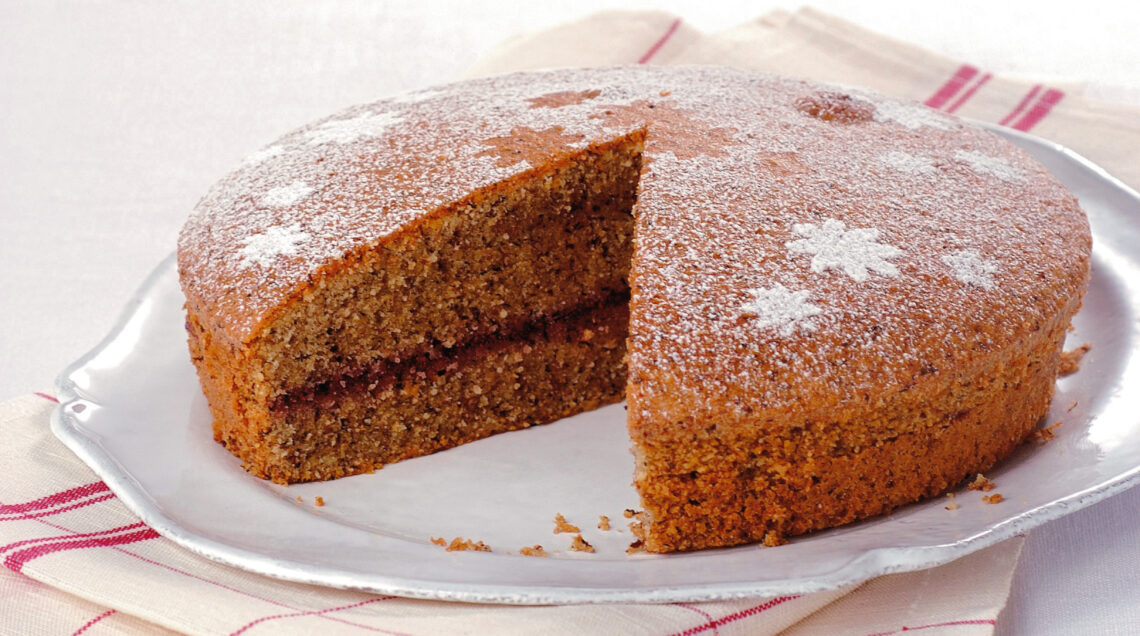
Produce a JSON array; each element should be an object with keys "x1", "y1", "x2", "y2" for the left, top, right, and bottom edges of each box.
[{"x1": 178, "y1": 66, "x2": 1091, "y2": 552}]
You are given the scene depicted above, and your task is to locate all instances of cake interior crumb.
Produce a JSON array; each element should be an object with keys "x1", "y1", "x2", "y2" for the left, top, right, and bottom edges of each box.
[
  {"x1": 598, "y1": 515, "x2": 611, "y2": 531},
  {"x1": 982, "y1": 493, "x2": 1004, "y2": 504},
  {"x1": 314, "y1": 496, "x2": 325, "y2": 507}
]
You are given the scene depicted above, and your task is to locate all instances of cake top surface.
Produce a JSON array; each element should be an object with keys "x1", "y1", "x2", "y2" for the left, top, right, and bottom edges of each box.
[{"x1": 178, "y1": 65, "x2": 1090, "y2": 419}]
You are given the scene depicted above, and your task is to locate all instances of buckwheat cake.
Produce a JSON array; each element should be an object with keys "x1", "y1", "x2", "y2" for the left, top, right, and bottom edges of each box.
[{"x1": 177, "y1": 65, "x2": 1091, "y2": 552}]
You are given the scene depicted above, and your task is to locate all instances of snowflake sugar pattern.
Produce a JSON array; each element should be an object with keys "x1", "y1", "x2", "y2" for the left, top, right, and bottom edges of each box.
[
  {"x1": 741, "y1": 284, "x2": 822, "y2": 336},
  {"x1": 242, "y1": 144, "x2": 285, "y2": 166},
  {"x1": 954, "y1": 150, "x2": 1026, "y2": 182},
  {"x1": 942, "y1": 249, "x2": 998, "y2": 290},
  {"x1": 237, "y1": 223, "x2": 311, "y2": 269},
  {"x1": 880, "y1": 150, "x2": 937, "y2": 176},
  {"x1": 260, "y1": 180, "x2": 315, "y2": 208},
  {"x1": 304, "y1": 111, "x2": 403, "y2": 146},
  {"x1": 873, "y1": 101, "x2": 955, "y2": 131},
  {"x1": 787, "y1": 218, "x2": 902, "y2": 282}
]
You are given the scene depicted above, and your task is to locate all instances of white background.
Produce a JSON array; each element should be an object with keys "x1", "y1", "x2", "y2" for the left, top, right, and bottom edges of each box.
[{"x1": 2, "y1": 2, "x2": 1138, "y2": 633}]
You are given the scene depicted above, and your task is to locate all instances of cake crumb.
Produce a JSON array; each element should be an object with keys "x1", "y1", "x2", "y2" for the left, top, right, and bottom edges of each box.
[
  {"x1": 598, "y1": 515, "x2": 611, "y2": 531},
  {"x1": 519, "y1": 545, "x2": 548, "y2": 557},
  {"x1": 569, "y1": 535, "x2": 595, "y2": 553},
  {"x1": 431, "y1": 536, "x2": 491, "y2": 552},
  {"x1": 761, "y1": 531, "x2": 787, "y2": 547},
  {"x1": 295, "y1": 496, "x2": 303, "y2": 502},
  {"x1": 314, "y1": 496, "x2": 325, "y2": 507},
  {"x1": 626, "y1": 539, "x2": 645, "y2": 555},
  {"x1": 1031, "y1": 421, "x2": 1062, "y2": 444},
  {"x1": 1067, "y1": 400, "x2": 1079, "y2": 412},
  {"x1": 945, "y1": 493, "x2": 959, "y2": 510},
  {"x1": 553, "y1": 513, "x2": 580, "y2": 534},
  {"x1": 1058, "y1": 343, "x2": 1091, "y2": 377},
  {"x1": 982, "y1": 493, "x2": 1004, "y2": 504},
  {"x1": 623, "y1": 509, "x2": 636, "y2": 519},
  {"x1": 967, "y1": 474, "x2": 996, "y2": 492}
]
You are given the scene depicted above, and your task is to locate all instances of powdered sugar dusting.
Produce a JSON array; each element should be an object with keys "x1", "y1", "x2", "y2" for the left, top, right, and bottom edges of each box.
[
  {"x1": 954, "y1": 149, "x2": 1026, "y2": 182},
  {"x1": 304, "y1": 111, "x2": 404, "y2": 145},
  {"x1": 880, "y1": 150, "x2": 937, "y2": 176},
  {"x1": 178, "y1": 66, "x2": 1090, "y2": 424},
  {"x1": 873, "y1": 100, "x2": 955, "y2": 130},
  {"x1": 237, "y1": 223, "x2": 311, "y2": 269},
  {"x1": 740, "y1": 285, "x2": 822, "y2": 336},
  {"x1": 942, "y1": 249, "x2": 998, "y2": 289},
  {"x1": 260, "y1": 180, "x2": 315, "y2": 207},
  {"x1": 243, "y1": 144, "x2": 285, "y2": 166},
  {"x1": 786, "y1": 219, "x2": 902, "y2": 282},
  {"x1": 388, "y1": 88, "x2": 444, "y2": 104}
]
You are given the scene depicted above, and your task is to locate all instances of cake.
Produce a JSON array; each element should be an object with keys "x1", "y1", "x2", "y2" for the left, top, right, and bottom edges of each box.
[{"x1": 177, "y1": 66, "x2": 1091, "y2": 553}]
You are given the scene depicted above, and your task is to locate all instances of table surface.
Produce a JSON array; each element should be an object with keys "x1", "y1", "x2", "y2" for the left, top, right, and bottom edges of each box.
[{"x1": 3, "y1": 2, "x2": 1138, "y2": 633}]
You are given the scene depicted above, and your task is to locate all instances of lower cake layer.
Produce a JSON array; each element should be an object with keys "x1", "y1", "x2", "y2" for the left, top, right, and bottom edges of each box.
[
  {"x1": 206, "y1": 300, "x2": 629, "y2": 484},
  {"x1": 632, "y1": 310, "x2": 1072, "y2": 552}
]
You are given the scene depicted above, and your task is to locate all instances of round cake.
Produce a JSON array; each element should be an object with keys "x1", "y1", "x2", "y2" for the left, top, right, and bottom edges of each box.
[{"x1": 177, "y1": 65, "x2": 1091, "y2": 553}]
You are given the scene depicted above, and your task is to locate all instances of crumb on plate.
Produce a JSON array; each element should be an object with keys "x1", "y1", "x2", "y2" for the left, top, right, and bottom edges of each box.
[
  {"x1": 967, "y1": 473, "x2": 996, "y2": 492},
  {"x1": 553, "y1": 513, "x2": 580, "y2": 534},
  {"x1": 1058, "y1": 343, "x2": 1091, "y2": 377},
  {"x1": 569, "y1": 534, "x2": 595, "y2": 553},
  {"x1": 431, "y1": 536, "x2": 491, "y2": 552}
]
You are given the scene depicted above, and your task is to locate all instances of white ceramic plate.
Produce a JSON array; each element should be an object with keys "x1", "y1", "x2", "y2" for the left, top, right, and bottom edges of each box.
[{"x1": 52, "y1": 125, "x2": 1140, "y2": 604}]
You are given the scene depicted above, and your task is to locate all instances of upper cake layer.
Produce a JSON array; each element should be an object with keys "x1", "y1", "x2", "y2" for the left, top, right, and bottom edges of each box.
[{"x1": 178, "y1": 65, "x2": 1090, "y2": 425}]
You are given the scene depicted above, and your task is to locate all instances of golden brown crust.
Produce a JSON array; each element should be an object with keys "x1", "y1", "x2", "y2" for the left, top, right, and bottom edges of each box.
[{"x1": 631, "y1": 302, "x2": 1074, "y2": 551}]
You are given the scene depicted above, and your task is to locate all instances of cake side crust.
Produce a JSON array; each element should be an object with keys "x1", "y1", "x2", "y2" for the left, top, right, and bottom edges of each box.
[{"x1": 630, "y1": 292, "x2": 1081, "y2": 552}]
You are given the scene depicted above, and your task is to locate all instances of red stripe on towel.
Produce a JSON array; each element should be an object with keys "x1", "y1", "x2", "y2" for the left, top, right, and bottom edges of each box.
[
  {"x1": 1010, "y1": 87, "x2": 1064, "y2": 131},
  {"x1": 999, "y1": 84, "x2": 1042, "y2": 126},
  {"x1": 34, "y1": 392, "x2": 59, "y2": 403},
  {"x1": 20, "y1": 512, "x2": 399, "y2": 633},
  {"x1": 73, "y1": 609, "x2": 117, "y2": 635},
  {"x1": 0, "y1": 493, "x2": 115, "y2": 522},
  {"x1": 638, "y1": 18, "x2": 682, "y2": 64},
  {"x1": 945, "y1": 72, "x2": 992, "y2": 113},
  {"x1": 924, "y1": 65, "x2": 978, "y2": 109},
  {"x1": 674, "y1": 603, "x2": 716, "y2": 625},
  {"x1": 5, "y1": 527, "x2": 159, "y2": 572},
  {"x1": 669, "y1": 596, "x2": 799, "y2": 636},
  {"x1": 0, "y1": 482, "x2": 110, "y2": 515},
  {"x1": 0, "y1": 522, "x2": 147, "y2": 555},
  {"x1": 229, "y1": 597, "x2": 402, "y2": 636},
  {"x1": 865, "y1": 618, "x2": 997, "y2": 636}
]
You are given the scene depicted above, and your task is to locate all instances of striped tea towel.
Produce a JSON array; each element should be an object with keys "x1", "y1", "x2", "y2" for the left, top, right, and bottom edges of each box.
[{"x1": 3, "y1": 394, "x2": 1022, "y2": 635}]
